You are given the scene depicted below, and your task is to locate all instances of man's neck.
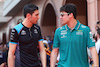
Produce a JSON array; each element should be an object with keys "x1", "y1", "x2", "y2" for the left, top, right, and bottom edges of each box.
[
  {"x1": 22, "y1": 18, "x2": 33, "y2": 28},
  {"x1": 67, "y1": 19, "x2": 77, "y2": 30}
]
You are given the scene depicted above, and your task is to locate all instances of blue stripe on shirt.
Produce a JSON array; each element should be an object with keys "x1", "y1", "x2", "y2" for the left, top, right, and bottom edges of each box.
[
  {"x1": 9, "y1": 41, "x2": 17, "y2": 44},
  {"x1": 38, "y1": 39, "x2": 44, "y2": 41}
]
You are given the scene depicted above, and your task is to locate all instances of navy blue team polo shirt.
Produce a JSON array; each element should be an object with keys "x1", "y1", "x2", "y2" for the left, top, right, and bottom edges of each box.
[{"x1": 9, "y1": 23, "x2": 43, "y2": 67}]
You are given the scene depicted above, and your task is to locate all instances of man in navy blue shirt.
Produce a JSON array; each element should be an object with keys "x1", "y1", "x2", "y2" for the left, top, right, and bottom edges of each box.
[{"x1": 8, "y1": 4, "x2": 46, "y2": 67}]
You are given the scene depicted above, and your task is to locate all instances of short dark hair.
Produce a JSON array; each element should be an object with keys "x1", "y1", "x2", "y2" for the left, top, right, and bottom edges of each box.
[
  {"x1": 60, "y1": 3, "x2": 77, "y2": 19},
  {"x1": 23, "y1": 4, "x2": 38, "y2": 18},
  {"x1": 97, "y1": 28, "x2": 100, "y2": 35}
]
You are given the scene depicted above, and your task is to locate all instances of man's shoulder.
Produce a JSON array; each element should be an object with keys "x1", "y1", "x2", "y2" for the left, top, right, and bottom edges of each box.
[
  {"x1": 56, "y1": 25, "x2": 66, "y2": 31},
  {"x1": 55, "y1": 26, "x2": 66, "y2": 34},
  {"x1": 80, "y1": 24, "x2": 90, "y2": 30},
  {"x1": 14, "y1": 23, "x2": 23, "y2": 29},
  {"x1": 13, "y1": 23, "x2": 24, "y2": 34}
]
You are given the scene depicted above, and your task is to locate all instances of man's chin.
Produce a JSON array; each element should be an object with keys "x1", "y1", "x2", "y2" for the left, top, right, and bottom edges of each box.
[
  {"x1": 61, "y1": 22, "x2": 65, "y2": 25},
  {"x1": 33, "y1": 22, "x2": 37, "y2": 24}
]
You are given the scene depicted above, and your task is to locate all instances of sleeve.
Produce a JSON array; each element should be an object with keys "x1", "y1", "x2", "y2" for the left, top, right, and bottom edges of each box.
[
  {"x1": 53, "y1": 29, "x2": 60, "y2": 48},
  {"x1": 38, "y1": 27, "x2": 43, "y2": 41},
  {"x1": 9, "y1": 28, "x2": 19, "y2": 44},
  {"x1": 87, "y1": 28, "x2": 95, "y2": 48}
]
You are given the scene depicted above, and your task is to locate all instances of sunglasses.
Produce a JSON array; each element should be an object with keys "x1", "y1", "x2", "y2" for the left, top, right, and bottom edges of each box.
[{"x1": 60, "y1": 13, "x2": 70, "y2": 17}]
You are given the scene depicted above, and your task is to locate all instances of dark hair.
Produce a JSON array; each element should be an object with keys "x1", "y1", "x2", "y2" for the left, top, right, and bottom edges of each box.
[
  {"x1": 97, "y1": 28, "x2": 100, "y2": 35},
  {"x1": 60, "y1": 3, "x2": 77, "y2": 19},
  {"x1": 23, "y1": 4, "x2": 38, "y2": 18}
]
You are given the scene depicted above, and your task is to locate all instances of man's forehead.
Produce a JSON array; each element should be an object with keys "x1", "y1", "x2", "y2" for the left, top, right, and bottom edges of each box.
[{"x1": 34, "y1": 10, "x2": 39, "y2": 14}]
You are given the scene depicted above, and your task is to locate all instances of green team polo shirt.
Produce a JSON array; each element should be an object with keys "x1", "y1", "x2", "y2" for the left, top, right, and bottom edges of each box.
[{"x1": 53, "y1": 20, "x2": 95, "y2": 67}]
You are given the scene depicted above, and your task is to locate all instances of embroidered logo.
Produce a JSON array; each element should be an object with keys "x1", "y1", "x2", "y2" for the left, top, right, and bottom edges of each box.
[
  {"x1": 21, "y1": 30, "x2": 26, "y2": 35},
  {"x1": 61, "y1": 30, "x2": 67, "y2": 35},
  {"x1": 34, "y1": 29, "x2": 38, "y2": 33},
  {"x1": 34, "y1": 25, "x2": 39, "y2": 29},
  {"x1": 12, "y1": 29, "x2": 15, "y2": 32},
  {"x1": 89, "y1": 32, "x2": 95, "y2": 42},
  {"x1": 81, "y1": 25, "x2": 86, "y2": 28},
  {"x1": 77, "y1": 30, "x2": 83, "y2": 32},
  {"x1": 76, "y1": 31, "x2": 83, "y2": 35},
  {"x1": 61, "y1": 35, "x2": 67, "y2": 38}
]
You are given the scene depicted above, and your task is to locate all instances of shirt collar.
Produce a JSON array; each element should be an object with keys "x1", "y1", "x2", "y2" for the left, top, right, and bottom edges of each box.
[
  {"x1": 74, "y1": 20, "x2": 81, "y2": 30},
  {"x1": 65, "y1": 20, "x2": 81, "y2": 31}
]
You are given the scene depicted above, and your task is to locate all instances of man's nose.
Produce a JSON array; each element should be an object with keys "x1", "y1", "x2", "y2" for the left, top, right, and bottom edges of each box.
[
  {"x1": 38, "y1": 16, "x2": 40, "y2": 19},
  {"x1": 60, "y1": 16, "x2": 62, "y2": 19}
]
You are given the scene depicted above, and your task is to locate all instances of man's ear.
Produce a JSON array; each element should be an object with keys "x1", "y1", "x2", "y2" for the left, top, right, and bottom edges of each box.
[
  {"x1": 69, "y1": 13, "x2": 73, "y2": 18},
  {"x1": 26, "y1": 13, "x2": 31, "y2": 19}
]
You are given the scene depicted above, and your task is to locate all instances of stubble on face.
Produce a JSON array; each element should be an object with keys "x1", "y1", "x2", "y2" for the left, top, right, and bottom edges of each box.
[{"x1": 30, "y1": 10, "x2": 40, "y2": 24}]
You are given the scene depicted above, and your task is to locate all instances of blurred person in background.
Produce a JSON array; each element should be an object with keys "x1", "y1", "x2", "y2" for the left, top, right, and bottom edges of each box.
[{"x1": 95, "y1": 28, "x2": 100, "y2": 67}]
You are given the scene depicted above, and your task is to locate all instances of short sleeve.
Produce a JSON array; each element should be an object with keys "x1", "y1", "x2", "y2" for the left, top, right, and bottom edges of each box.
[
  {"x1": 87, "y1": 28, "x2": 95, "y2": 48},
  {"x1": 53, "y1": 29, "x2": 60, "y2": 48},
  {"x1": 38, "y1": 27, "x2": 43, "y2": 41},
  {"x1": 9, "y1": 28, "x2": 19, "y2": 44}
]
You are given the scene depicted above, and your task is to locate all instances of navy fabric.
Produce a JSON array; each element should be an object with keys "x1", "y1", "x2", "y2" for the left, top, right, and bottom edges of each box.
[{"x1": 9, "y1": 23, "x2": 43, "y2": 67}]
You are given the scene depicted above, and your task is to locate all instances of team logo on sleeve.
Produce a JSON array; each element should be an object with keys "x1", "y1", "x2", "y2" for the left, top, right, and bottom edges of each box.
[
  {"x1": 89, "y1": 32, "x2": 95, "y2": 42},
  {"x1": 21, "y1": 30, "x2": 26, "y2": 35},
  {"x1": 10, "y1": 29, "x2": 15, "y2": 40}
]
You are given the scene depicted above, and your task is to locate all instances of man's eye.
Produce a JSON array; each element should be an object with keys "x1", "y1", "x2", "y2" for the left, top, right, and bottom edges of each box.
[
  {"x1": 61, "y1": 14, "x2": 64, "y2": 17},
  {"x1": 36, "y1": 14, "x2": 39, "y2": 16}
]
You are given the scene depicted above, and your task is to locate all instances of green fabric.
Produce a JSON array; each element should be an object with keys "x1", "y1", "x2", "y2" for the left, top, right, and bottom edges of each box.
[{"x1": 53, "y1": 20, "x2": 95, "y2": 67}]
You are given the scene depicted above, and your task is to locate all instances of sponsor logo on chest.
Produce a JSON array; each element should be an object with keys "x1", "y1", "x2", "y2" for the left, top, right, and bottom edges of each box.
[
  {"x1": 61, "y1": 30, "x2": 67, "y2": 38},
  {"x1": 76, "y1": 30, "x2": 83, "y2": 35},
  {"x1": 61, "y1": 35, "x2": 67, "y2": 38},
  {"x1": 21, "y1": 30, "x2": 26, "y2": 35},
  {"x1": 61, "y1": 30, "x2": 67, "y2": 35},
  {"x1": 34, "y1": 29, "x2": 38, "y2": 33},
  {"x1": 76, "y1": 32, "x2": 83, "y2": 35}
]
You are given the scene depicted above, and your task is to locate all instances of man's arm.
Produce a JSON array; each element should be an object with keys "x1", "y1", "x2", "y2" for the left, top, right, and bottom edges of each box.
[
  {"x1": 38, "y1": 41, "x2": 46, "y2": 67},
  {"x1": 8, "y1": 43, "x2": 17, "y2": 67},
  {"x1": 50, "y1": 48, "x2": 59, "y2": 67},
  {"x1": 90, "y1": 47, "x2": 99, "y2": 66}
]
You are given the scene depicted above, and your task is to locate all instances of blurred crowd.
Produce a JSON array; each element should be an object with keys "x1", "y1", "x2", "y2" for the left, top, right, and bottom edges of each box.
[{"x1": 0, "y1": 43, "x2": 9, "y2": 67}]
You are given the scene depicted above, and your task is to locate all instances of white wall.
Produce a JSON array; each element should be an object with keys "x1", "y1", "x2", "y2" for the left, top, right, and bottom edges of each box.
[{"x1": 98, "y1": 0, "x2": 100, "y2": 21}]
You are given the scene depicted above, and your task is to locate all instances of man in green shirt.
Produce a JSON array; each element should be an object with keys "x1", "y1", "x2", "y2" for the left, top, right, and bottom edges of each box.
[{"x1": 50, "y1": 3, "x2": 99, "y2": 67}]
